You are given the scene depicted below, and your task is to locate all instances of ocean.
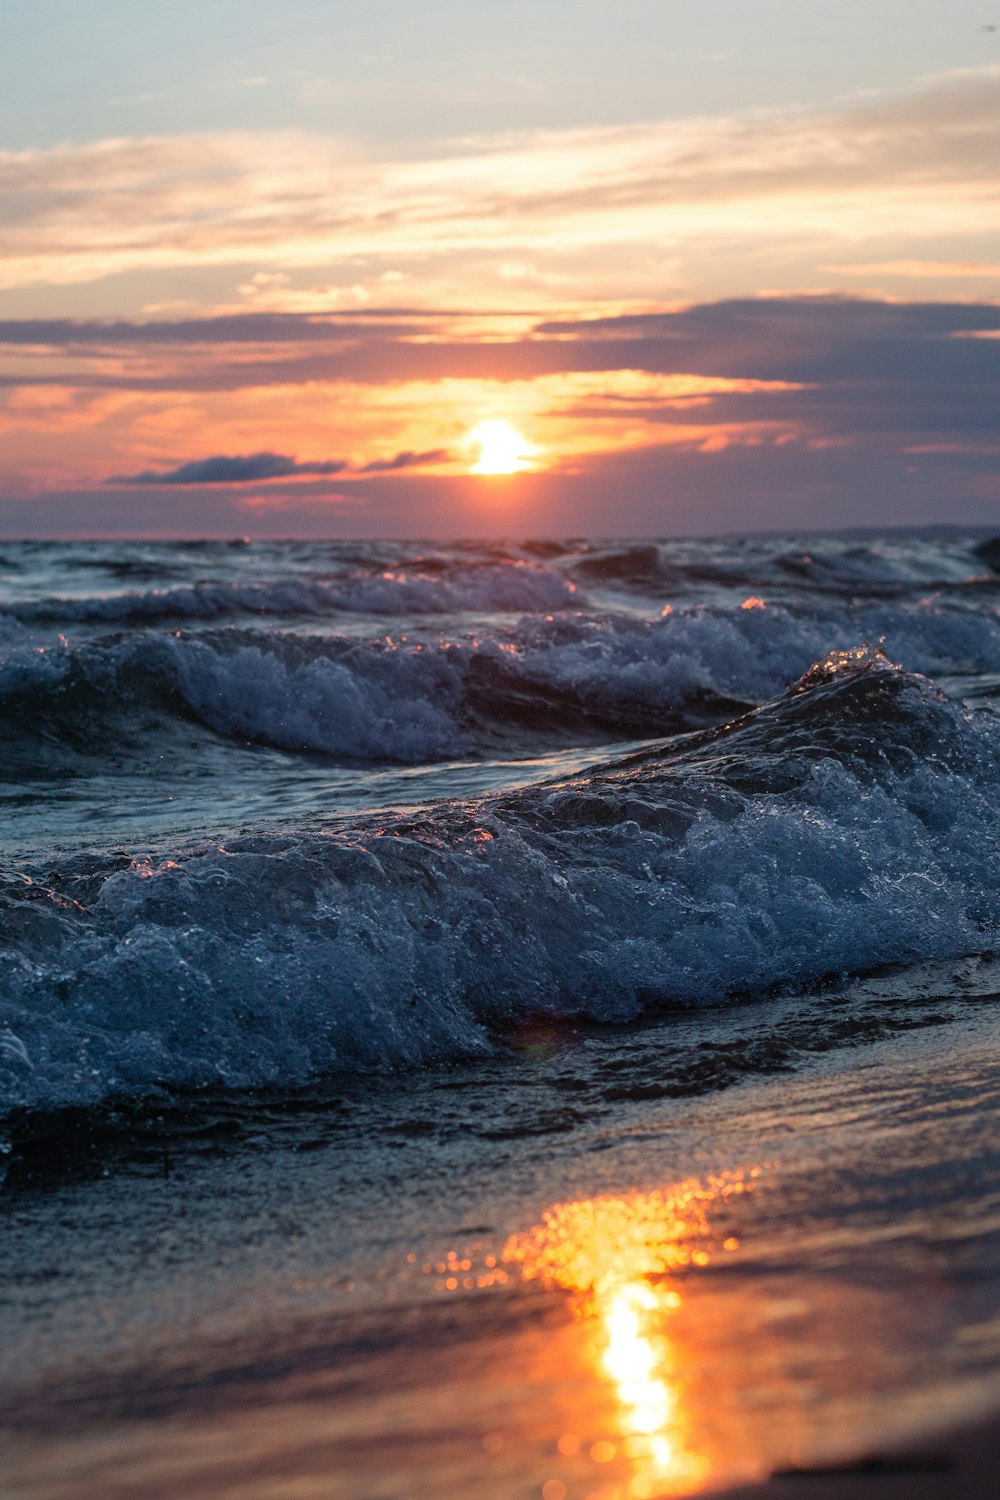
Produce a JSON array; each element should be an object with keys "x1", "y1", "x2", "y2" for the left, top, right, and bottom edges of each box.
[{"x1": 2, "y1": 531, "x2": 999, "y2": 1499}]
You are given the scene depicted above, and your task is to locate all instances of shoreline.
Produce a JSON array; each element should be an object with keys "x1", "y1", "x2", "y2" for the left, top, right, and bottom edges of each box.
[
  {"x1": 3, "y1": 1012, "x2": 998, "y2": 1499},
  {"x1": 717, "y1": 1409, "x2": 1000, "y2": 1500}
]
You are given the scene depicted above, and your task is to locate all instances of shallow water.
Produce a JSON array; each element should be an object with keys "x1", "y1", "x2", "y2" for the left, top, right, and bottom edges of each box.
[
  {"x1": 2, "y1": 1014, "x2": 998, "y2": 1498},
  {"x1": 2, "y1": 531, "x2": 1000, "y2": 1495}
]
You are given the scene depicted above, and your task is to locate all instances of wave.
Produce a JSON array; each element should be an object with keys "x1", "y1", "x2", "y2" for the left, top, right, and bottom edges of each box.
[
  {"x1": 3, "y1": 596, "x2": 1000, "y2": 771},
  {"x1": 2, "y1": 650, "x2": 1000, "y2": 1128},
  {"x1": 4, "y1": 534, "x2": 999, "y2": 631},
  {"x1": 560, "y1": 535, "x2": 996, "y2": 595},
  {"x1": 2, "y1": 561, "x2": 580, "y2": 626}
]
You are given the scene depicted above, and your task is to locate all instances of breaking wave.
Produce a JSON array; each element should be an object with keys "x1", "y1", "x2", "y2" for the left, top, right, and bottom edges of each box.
[
  {"x1": 3, "y1": 596, "x2": 1000, "y2": 768},
  {"x1": 2, "y1": 562, "x2": 580, "y2": 626},
  {"x1": 3, "y1": 651, "x2": 1000, "y2": 1126}
]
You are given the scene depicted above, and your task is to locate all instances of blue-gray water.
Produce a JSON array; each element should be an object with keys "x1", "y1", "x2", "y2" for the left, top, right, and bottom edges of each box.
[{"x1": 3, "y1": 530, "x2": 1000, "y2": 1156}]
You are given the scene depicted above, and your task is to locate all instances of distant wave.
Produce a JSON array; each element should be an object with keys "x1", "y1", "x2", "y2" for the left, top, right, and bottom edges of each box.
[
  {"x1": 3, "y1": 651, "x2": 1000, "y2": 1127},
  {"x1": 2, "y1": 596, "x2": 1000, "y2": 774},
  {"x1": 3, "y1": 533, "x2": 999, "y2": 629},
  {"x1": 2, "y1": 562, "x2": 581, "y2": 625}
]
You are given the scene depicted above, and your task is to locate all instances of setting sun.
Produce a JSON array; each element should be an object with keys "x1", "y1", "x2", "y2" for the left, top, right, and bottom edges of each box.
[{"x1": 467, "y1": 419, "x2": 535, "y2": 475}]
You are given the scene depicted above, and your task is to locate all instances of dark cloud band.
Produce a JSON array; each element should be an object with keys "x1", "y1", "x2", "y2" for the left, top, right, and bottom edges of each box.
[
  {"x1": 107, "y1": 448, "x2": 452, "y2": 486},
  {"x1": 108, "y1": 453, "x2": 349, "y2": 485}
]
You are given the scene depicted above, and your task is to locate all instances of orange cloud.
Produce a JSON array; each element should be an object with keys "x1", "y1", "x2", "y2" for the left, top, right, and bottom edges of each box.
[
  {"x1": 1, "y1": 295, "x2": 996, "y2": 500},
  {"x1": 0, "y1": 368, "x2": 808, "y2": 493},
  {"x1": 0, "y1": 69, "x2": 998, "y2": 308},
  {"x1": 824, "y1": 259, "x2": 1000, "y2": 278}
]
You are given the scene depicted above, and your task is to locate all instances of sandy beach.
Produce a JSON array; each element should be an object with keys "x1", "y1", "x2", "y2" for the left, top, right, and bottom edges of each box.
[{"x1": 3, "y1": 1000, "x2": 997, "y2": 1500}]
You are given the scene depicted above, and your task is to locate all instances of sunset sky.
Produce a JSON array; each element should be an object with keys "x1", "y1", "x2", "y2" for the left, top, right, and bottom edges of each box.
[{"x1": 1, "y1": 1, "x2": 999, "y2": 536}]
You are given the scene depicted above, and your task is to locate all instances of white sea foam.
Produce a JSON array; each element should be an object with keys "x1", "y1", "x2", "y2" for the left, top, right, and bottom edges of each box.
[
  {"x1": 6, "y1": 562, "x2": 580, "y2": 625},
  {"x1": 3, "y1": 596, "x2": 1000, "y2": 763},
  {"x1": 2, "y1": 659, "x2": 999, "y2": 1119}
]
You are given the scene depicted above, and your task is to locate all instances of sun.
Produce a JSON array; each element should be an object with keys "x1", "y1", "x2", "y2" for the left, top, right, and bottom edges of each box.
[{"x1": 467, "y1": 419, "x2": 535, "y2": 475}]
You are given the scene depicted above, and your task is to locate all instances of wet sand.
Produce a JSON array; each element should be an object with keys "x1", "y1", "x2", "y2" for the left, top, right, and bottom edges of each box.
[
  {"x1": 719, "y1": 1410, "x2": 1000, "y2": 1500},
  {"x1": 2, "y1": 1009, "x2": 998, "y2": 1499}
]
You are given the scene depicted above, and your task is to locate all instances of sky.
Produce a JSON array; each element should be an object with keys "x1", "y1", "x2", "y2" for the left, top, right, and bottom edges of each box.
[{"x1": 0, "y1": 1, "x2": 998, "y2": 537}]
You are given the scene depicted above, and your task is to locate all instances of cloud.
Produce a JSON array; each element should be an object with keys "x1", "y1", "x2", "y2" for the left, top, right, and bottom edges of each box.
[
  {"x1": 358, "y1": 448, "x2": 451, "y2": 472},
  {"x1": 8, "y1": 444, "x2": 1000, "y2": 541},
  {"x1": 823, "y1": 260, "x2": 1000, "y2": 279},
  {"x1": 15, "y1": 288, "x2": 995, "y2": 399},
  {"x1": 7, "y1": 293, "x2": 995, "y2": 403},
  {"x1": 107, "y1": 452, "x2": 349, "y2": 485},
  {"x1": 0, "y1": 312, "x2": 438, "y2": 346},
  {"x1": 106, "y1": 447, "x2": 453, "y2": 485},
  {"x1": 3, "y1": 296, "x2": 997, "y2": 508},
  {"x1": 0, "y1": 68, "x2": 998, "y2": 299}
]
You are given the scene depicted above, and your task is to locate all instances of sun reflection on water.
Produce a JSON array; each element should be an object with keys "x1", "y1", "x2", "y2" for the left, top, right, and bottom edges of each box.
[
  {"x1": 500, "y1": 1171, "x2": 759, "y2": 1496},
  {"x1": 602, "y1": 1280, "x2": 689, "y2": 1488}
]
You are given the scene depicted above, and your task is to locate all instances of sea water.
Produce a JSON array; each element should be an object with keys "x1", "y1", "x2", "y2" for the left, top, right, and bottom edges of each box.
[
  {"x1": 3, "y1": 531, "x2": 1000, "y2": 1497},
  {"x1": 3, "y1": 530, "x2": 1000, "y2": 1138}
]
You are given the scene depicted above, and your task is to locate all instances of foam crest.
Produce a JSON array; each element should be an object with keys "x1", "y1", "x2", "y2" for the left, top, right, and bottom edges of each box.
[
  {"x1": 7, "y1": 562, "x2": 578, "y2": 625},
  {"x1": 3, "y1": 596, "x2": 1000, "y2": 767},
  {"x1": 2, "y1": 657, "x2": 999, "y2": 1122}
]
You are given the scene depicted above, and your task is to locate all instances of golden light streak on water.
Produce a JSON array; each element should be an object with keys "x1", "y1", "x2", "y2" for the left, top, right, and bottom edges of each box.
[{"x1": 502, "y1": 1171, "x2": 757, "y2": 1495}]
